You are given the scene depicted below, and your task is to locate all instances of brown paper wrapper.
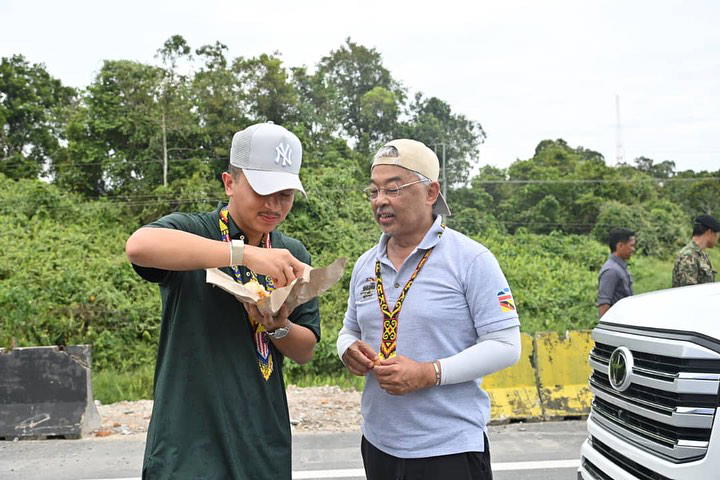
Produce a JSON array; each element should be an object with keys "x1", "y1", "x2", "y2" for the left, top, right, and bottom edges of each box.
[{"x1": 205, "y1": 257, "x2": 348, "y2": 315}]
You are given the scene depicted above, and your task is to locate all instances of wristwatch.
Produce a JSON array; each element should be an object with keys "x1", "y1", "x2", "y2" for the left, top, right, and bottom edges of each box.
[
  {"x1": 266, "y1": 323, "x2": 291, "y2": 339},
  {"x1": 230, "y1": 239, "x2": 244, "y2": 266}
]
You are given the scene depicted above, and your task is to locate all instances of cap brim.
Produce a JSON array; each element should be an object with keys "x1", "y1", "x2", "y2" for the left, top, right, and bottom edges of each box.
[
  {"x1": 433, "y1": 193, "x2": 451, "y2": 216},
  {"x1": 243, "y1": 169, "x2": 306, "y2": 197}
]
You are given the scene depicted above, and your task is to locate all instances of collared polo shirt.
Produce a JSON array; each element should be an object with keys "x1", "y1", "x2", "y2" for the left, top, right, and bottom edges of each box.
[
  {"x1": 597, "y1": 254, "x2": 633, "y2": 307},
  {"x1": 132, "y1": 203, "x2": 320, "y2": 480},
  {"x1": 342, "y1": 215, "x2": 519, "y2": 458}
]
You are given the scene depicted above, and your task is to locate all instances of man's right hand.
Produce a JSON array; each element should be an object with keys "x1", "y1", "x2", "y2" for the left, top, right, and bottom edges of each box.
[
  {"x1": 242, "y1": 245, "x2": 306, "y2": 288},
  {"x1": 342, "y1": 341, "x2": 378, "y2": 376}
]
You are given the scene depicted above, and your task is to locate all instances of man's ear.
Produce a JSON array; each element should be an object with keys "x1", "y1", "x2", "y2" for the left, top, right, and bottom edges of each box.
[
  {"x1": 221, "y1": 171, "x2": 234, "y2": 196},
  {"x1": 427, "y1": 181, "x2": 441, "y2": 205}
]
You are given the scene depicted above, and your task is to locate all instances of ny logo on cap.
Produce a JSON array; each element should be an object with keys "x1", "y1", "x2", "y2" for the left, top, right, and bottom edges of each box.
[{"x1": 275, "y1": 143, "x2": 293, "y2": 167}]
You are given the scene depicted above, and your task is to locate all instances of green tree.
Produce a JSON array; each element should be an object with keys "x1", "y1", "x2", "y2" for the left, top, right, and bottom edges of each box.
[
  {"x1": 398, "y1": 94, "x2": 486, "y2": 186},
  {"x1": 290, "y1": 66, "x2": 342, "y2": 153},
  {"x1": 155, "y1": 35, "x2": 200, "y2": 187},
  {"x1": 663, "y1": 170, "x2": 720, "y2": 217},
  {"x1": 317, "y1": 38, "x2": 405, "y2": 151},
  {"x1": 192, "y1": 41, "x2": 250, "y2": 178},
  {"x1": 0, "y1": 55, "x2": 76, "y2": 180},
  {"x1": 591, "y1": 200, "x2": 686, "y2": 257},
  {"x1": 65, "y1": 57, "x2": 198, "y2": 195},
  {"x1": 489, "y1": 139, "x2": 657, "y2": 234},
  {"x1": 55, "y1": 104, "x2": 107, "y2": 195},
  {"x1": 633, "y1": 156, "x2": 676, "y2": 178},
  {"x1": 234, "y1": 53, "x2": 299, "y2": 125}
]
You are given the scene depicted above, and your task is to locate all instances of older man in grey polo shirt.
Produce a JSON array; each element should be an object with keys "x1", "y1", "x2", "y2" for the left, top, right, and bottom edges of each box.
[
  {"x1": 597, "y1": 227, "x2": 636, "y2": 318},
  {"x1": 337, "y1": 139, "x2": 521, "y2": 480}
]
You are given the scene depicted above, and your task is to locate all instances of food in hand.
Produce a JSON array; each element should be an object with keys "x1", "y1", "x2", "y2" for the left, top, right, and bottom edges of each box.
[{"x1": 244, "y1": 279, "x2": 270, "y2": 299}]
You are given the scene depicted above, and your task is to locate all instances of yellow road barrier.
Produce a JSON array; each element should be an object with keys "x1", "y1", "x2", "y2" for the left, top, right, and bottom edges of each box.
[
  {"x1": 485, "y1": 333, "x2": 542, "y2": 421},
  {"x1": 534, "y1": 330, "x2": 593, "y2": 418},
  {"x1": 485, "y1": 330, "x2": 594, "y2": 422}
]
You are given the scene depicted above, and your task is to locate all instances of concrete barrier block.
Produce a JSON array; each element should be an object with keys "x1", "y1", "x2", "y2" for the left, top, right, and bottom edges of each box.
[
  {"x1": 0, "y1": 345, "x2": 101, "y2": 439},
  {"x1": 534, "y1": 330, "x2": 593, "y2": 418},
  {"x1": 485, "y1": 333, "x2": 543, "y2": 421}
]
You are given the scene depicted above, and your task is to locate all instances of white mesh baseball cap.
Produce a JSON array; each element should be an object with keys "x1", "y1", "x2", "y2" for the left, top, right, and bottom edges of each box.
[
  {"x1": 229, "y1": 122, "x2": 306, "y2": 196},
  {"x1": 371, "y1": 139, "x2": 451, "y2": 216}
]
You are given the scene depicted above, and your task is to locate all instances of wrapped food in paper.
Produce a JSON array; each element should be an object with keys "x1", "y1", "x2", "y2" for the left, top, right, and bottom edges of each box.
[{"x1": 206, "y1": 257, "x2": 348, "y2": 315}]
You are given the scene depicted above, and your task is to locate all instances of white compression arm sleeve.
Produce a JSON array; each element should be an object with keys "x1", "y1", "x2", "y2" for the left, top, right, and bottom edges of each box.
[
  {"x1": 337, "y1": 325, "x2": 361, "y2": 362},
  {"x1": 438, "y1": 326, "x2": 521, "y2": 385}
]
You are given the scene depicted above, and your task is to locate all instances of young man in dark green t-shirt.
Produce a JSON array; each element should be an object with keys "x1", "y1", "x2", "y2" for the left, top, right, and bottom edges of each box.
[{"x1": 125, "y1": 123, "x2": 320, "y2": 479}]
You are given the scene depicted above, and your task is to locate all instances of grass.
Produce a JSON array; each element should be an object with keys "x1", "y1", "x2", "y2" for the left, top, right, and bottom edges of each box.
[
  {"x1": 93, "y1": 364, "x2": 155, "y2": 404},
  {"x1": 631, "y1": 246, "x2": 719, "y2": 295},
  {"x1": 92, "y1": 364, "x2": 364, "y2": 404},
  {"x1": 631, "y1": 255, "x2": 673, "y2": 294}
]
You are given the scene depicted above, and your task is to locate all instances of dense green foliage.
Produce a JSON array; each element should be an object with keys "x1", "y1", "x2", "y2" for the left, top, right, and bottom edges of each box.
[{"x1": 2, "y1": 37, "x2": 718, "y2": 401}]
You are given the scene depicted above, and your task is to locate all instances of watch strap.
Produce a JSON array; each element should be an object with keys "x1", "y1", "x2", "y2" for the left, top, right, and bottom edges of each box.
[
  {"x1": 230, "y1": 239, "x2": 244, "y2": 266},
  {"x1": 267, "y1": 323, "x2": 291, "y2": 339}
]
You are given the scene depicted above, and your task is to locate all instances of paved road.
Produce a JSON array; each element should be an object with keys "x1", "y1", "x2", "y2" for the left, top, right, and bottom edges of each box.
[{"x1": 0, "y1": 420, "x2": 587, "y2": 480}]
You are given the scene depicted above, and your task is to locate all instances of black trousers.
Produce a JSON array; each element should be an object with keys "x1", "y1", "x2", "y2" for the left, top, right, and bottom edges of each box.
[{"x1": 361, "y1": 435, "x2": 493, "y2": 480}]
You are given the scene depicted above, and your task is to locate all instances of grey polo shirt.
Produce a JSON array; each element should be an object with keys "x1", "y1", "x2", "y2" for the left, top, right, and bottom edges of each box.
[
  {"x1": 597, "y1": 254, "x2": 633, "y2": 307},
  {"x1": 342, "y1": 215, "x2": 519, "y2": 458}
]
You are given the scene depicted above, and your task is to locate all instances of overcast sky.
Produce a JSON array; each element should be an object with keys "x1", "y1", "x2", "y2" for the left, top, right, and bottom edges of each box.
[{"x1": 2, "y1": 0, "x2": 719, "y2": 173}]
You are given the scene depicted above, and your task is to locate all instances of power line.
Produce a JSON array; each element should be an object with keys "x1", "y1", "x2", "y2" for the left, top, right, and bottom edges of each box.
[
  {"x1": 472, "y1": 177, "x2": 719, "y2": 185},
  {"x1": 24, "y1": 156, "x2": 225, "y2": 169}
]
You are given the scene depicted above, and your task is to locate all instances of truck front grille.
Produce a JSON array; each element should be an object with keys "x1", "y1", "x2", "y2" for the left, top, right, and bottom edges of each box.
[
  {"x1": 589, "y1": 327, "x2": 720, "y2": 463},
  {"x1": 587, "y1": 437, "x2": 673, "y2": 480},
  {"x1": 581, "y1": 458, "x2": 613, "y2": 480}
]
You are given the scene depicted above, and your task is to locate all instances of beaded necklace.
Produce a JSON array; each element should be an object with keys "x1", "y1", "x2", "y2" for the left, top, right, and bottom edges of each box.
[
  {"x1": 375, "y1": 226, "x2": 444, "y2": 359},
  {"x1": 219, "y1": 205, "x2": 275, "y2": 381}
]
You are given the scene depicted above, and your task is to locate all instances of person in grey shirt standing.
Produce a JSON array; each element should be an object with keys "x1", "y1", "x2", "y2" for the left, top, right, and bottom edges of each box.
[
  {"x1": 597, "y1": 227, "x2": 636, "y2": 318},
  {"x1": 337, "y1": 139, "x2": 520, "y2": 480}
]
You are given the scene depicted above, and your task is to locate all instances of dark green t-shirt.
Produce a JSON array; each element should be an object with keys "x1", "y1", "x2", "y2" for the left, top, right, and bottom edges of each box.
[{"x1": 133, "y1": 205, "x2": 320, "y2": 480}]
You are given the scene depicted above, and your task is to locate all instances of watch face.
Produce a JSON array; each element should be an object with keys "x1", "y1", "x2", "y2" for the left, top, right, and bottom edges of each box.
[{"x1": 269, "y1": 326, "x2": 289, "y2": 339}]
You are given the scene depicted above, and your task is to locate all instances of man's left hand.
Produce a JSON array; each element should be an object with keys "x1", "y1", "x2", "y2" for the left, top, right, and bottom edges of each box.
[
  {"x1": 243, "y1": 302, "x2": 290, "y2": 337},
  {"x1": 373, "y1": 355, "x2": 435, "y2": 395}
]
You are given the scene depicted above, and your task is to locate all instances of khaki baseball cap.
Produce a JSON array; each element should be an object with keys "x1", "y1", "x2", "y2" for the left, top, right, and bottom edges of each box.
[
  {"x1": 371, "y1": 139, "x2": 451, "y2": 216},
  {"x1": 229, "y1": 122, "x2": 306, "y2": 196}
]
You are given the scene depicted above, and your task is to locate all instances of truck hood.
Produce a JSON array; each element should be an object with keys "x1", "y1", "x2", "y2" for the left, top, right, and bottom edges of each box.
[{"x1": 599, "y1": 283, "x2": 720, "y2": 338}]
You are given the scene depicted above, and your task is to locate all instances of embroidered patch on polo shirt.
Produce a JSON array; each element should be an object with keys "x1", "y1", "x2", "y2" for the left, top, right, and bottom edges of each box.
[
  {"x1": 360, "y1": 278, "x2": 376, "y2": 300},
  {"x1": 497, "y1": 288, "x2": 516, "y2": 312}
]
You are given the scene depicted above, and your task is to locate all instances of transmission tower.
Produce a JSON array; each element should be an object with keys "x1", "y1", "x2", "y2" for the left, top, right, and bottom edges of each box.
[{"x1": 615, "y1": 94, "x2": 624, "y2": 164}]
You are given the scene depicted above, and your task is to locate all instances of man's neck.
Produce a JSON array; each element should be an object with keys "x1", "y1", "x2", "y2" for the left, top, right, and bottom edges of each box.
[
  {"x1": 692, "y1": 236, "x2": 708, "y2": 250},
  {"x1": 227, "y1": 205, "x2": 266, "y2": 247},
  {"x1": 246, "y1": 233, "x2": 265, "y2": 247},
  {"x1": 386, "y1": 217, "x2": 434, "y2": 267}
]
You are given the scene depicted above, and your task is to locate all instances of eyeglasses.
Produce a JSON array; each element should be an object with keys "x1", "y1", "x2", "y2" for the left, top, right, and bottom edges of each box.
[{"x1": 362, "y1": 180, "x2": 425, "y2": 201}]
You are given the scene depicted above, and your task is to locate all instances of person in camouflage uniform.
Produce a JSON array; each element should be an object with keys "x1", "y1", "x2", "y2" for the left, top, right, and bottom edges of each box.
[{"x1": 672, "y1": 214, "x2": 720, "y2": 287}]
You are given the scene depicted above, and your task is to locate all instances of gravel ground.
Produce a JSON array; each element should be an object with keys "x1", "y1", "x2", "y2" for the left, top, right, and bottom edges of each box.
[{"x1": 93, "y1": 385, "x2": 362, "y2": 438}]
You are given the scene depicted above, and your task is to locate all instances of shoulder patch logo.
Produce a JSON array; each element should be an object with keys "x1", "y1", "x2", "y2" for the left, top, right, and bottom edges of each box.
[
  {"x1": 497, "y1": 287, "x2": 516, "y2": 312},
  {"x1": 275, "y1": 143, "x2": 293, "y2": 167}
]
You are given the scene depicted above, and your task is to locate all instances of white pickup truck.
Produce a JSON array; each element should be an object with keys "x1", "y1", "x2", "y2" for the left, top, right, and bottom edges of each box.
[{"x1": 578, "y1": 283, "x2": 720, "y2": 480}]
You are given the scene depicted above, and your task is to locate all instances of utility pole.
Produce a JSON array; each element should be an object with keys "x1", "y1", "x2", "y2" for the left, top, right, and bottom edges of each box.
[
  {"x1": 615, "y1": 94, "x2": 624, "y2": 165},
  {"x1": 432, "y1": 143, "x2": 447, "y2": 199},
  {"x1": 161, "y1": 110, "x2": 168, "y2": 187}
]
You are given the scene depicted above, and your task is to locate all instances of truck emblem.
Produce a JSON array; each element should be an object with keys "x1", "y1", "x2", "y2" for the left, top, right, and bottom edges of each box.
[{"x1": 608, "y1": 346, "x2": 634, "y2": 392}]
